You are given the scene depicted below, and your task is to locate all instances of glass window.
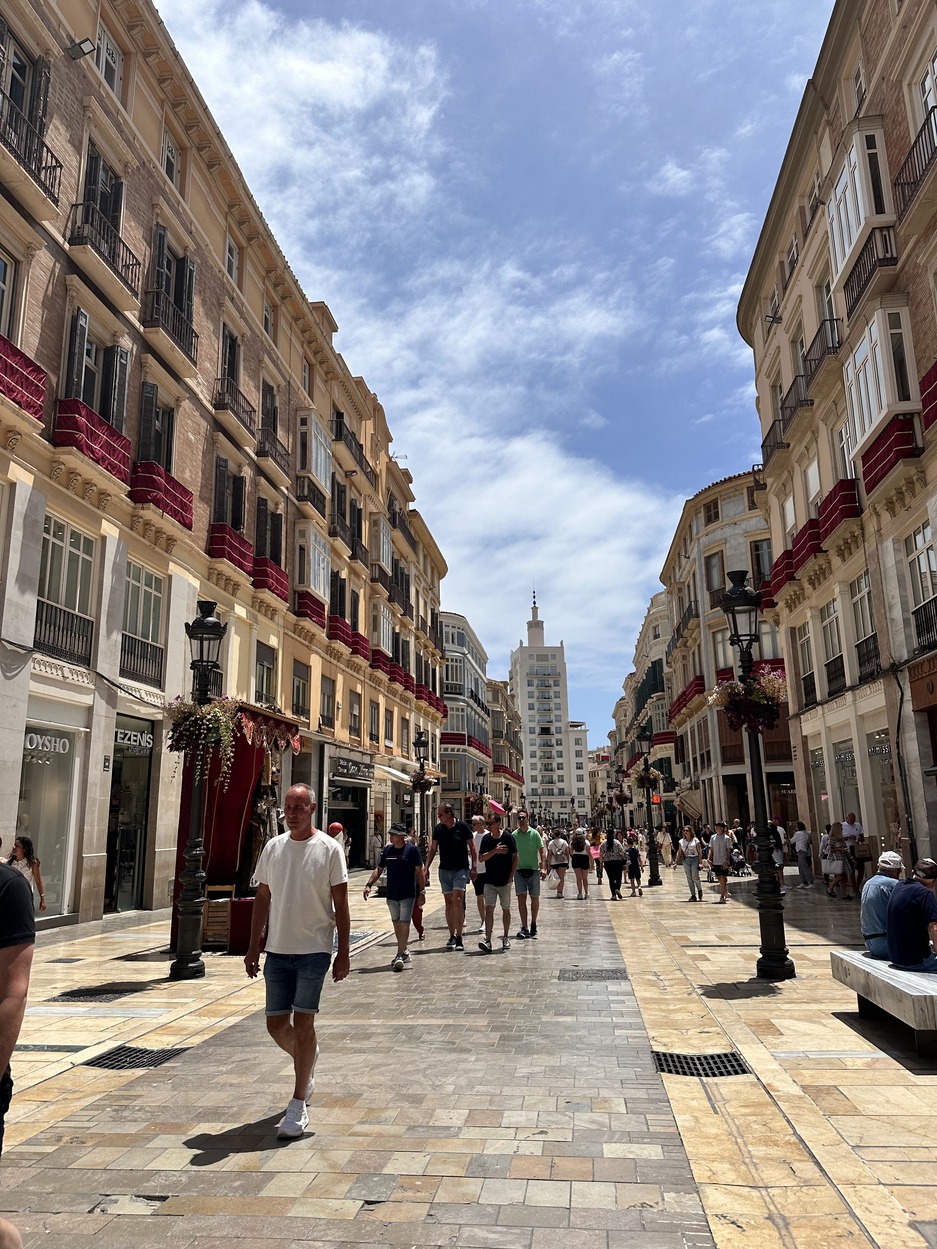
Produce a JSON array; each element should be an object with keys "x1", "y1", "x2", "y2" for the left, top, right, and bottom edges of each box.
[
  {"x1": 123, "y1": 561, "x2": 163, "y2": 643},
  {"x1": 255, "y1": 642, "x2": 276, "y2": 706},
  {"x1": 804, "y1": 458, "x2": 821, "y2": 518},
  {"x1": 369, "y1": 700, "x2": 380, "y2": 743},
  {"x1": 384, "y1": 706, "x2": 394, "y2": 745},
  {"x1": 39, "y1": 516, "x2": 94, "y2": 615},
  {"x1": 782, "y1": 492, "x2": 796, "y2": 542},
  {"x1": 292, "y1": 660, "x2": 309, "y2": 717},
  {"x1": 320, "y1": 674, "x2": 335, "y2": 727},
  {"x1": 838, "y1": 419, "x2": 855, "y2": 479},
  {"x1": 0, "y1": 245, "x2": 17, "y2": 339},
  {"x1": 750, "y1": 539, "x2": 773, "y2": 587},
  {"x1": 797, "y1": 622, "x2": 814, "y2": 675},
  {"x1": 906, "y1": 521, "x2": 937, "y2": 608},
  {"x1": 95, "y1": 23, "x2": 123, "y2": 98},
  {"x1": 712, "y1": 628, "x2": 731, "y2": 671},
  {"x1": 225, "y1": 237, "x2": 239, "y2": 284},
  {"x1": 349, "y1": 690, "x2": 361, "y2": 737},
  {"x1": 820, "y1": 598, "x2": 843, "y2": 661},
  {"x1": 162, "y1": 130, "x2": 181, "y2": 188},
  {"x1": 758, "y1": 621, "x2": 782, "y2": 660},
  {"x1": 371, "y1": 516, "x2": 393, "y2": 570},
  {"x1": 851, "y1": 570, "x2": 874, "y2": 641}
]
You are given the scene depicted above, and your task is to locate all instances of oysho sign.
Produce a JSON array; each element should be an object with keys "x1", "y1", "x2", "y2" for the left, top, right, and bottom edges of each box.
[{"x1": 24, "y1": 731, "x2": 70, "y2": 755}]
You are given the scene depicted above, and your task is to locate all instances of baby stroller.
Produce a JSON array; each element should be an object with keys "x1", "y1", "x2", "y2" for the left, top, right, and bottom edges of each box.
[{"x1": 730, "y1": 847, "x2": 752, "y2": 876}]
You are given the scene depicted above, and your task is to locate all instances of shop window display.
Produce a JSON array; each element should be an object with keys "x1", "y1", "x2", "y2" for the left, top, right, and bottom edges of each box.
[{"x1": 18, "y1": 727, "x2": 78, "y2": 916}]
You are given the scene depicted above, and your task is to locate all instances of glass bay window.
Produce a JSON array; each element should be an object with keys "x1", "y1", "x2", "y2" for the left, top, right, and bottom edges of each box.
[{"x1": 841, "y1": 307, "x2": 917, "y2": 459}]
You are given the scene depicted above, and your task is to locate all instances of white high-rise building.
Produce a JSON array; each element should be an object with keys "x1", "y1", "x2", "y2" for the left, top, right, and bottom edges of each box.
[{"x1": 509, "y1": 596, "x2": 588, "y2": 827}]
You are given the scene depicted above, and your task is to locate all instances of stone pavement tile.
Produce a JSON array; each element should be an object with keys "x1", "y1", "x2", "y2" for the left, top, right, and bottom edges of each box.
[
  {"x1": 613, "y1": 1182, "x2": 663, "y2": 1209},
  {"x1": 465, "y1": 1153, "x2": 513, "y2": 1177},
  {"x1": 259, "y1": 1173, "x2": 315, "y2": 1197},
  {"x1": 159, "y1": 1195, "x2": 294, "y2": 1216},
  {"x1": 428, "y1": 1202, "x2": 500, "y2": 1225},
  {"x1": 282, "y1": 1197, "x2": 363, "y2": 1219},
  {"x1": 523, "y1": 1180, "x2": 571, "y2": 1207},
  {"x1": 389, "y1": 1175, "x2": 440, "y2": 1201},
  {"x1": 570, "y1": 1180, "x2": 616, "y2": 1209},
  {"x1": 423, "y1": 1152, "x2": 470, "y2": 1176},
  {"x1": 433, "y1": 1177, "x2": 483, "y2": 1204},
  {"x1": 530, "y1": 1230, "x2": 608, "y2": 1248},
  {"x1": 343, "y1": 1172, "x2": 398, "y2": 1201},
  {"x1": 383, "y1": 1150, "x2": 430, "y2": 1173},
  {"x1": 479, "y1": 1178, "x2": 528, "y2": 1205},
  {"x1": 837, "y1": 1185, "x2": 934, "y2": 1249},
  {"x1": 508, "y1": 1156, "x2": 552, "y2": 1180},
  {"x1": 300, "y1": 1173, "x2": 355, "y2": 1198},
  {"x1": 455, "y1": 1228, "x2": 534, "y2": 1248},
  {"x1": 497, "y1": 1204, "x2": 568, "y2": 1229}
]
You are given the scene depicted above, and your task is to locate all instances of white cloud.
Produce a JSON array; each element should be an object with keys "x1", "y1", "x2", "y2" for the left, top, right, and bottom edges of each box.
[{"x1": 654, "y1": 160, "x2": 695, "y2": 196}]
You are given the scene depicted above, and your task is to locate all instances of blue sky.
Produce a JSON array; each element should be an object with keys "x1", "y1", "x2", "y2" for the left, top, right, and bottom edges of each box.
[{"x1": 157, "y1": 0, "x2": 835, "y2": 745}]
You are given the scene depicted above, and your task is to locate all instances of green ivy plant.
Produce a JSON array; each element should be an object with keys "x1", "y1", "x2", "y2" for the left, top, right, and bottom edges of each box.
[{"x1": 165, "y1": 695, "x2": 240, "y2": 788}]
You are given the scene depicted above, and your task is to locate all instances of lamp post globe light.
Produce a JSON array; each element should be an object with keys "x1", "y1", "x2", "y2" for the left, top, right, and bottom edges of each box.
[
  {"x1": 635, "y1": 723, "x2": 663, "y2": 887},
  {"x1": 720, "y1": 569, "x2": 795, "y2": 981},
  {"x1": 170, "y1": 601, "x2": 228, "y2": 982}
]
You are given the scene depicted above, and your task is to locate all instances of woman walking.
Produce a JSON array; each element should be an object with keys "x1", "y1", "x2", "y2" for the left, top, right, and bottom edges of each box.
[
  {"x1": 546, "y1": 829, "x2": 570, "y2": 898},
  {"x1": 673, "y1": 827, "x2": 703, "y2": 901},
  {"x1": 601, "y1": 829, "x2": 626, "y2": 900},
  {"x1": 8, "y1": 834, "x2": 46, "y2": 912},
  {"x1": 626, "y1": 834, "x2": 644, "y2": 897},
  {"x1": 570, "y1": 828, "x2": 591, "y2": 899},
  {"x1": 590, "y1": 830, "x2": 604, "y2": 884}
]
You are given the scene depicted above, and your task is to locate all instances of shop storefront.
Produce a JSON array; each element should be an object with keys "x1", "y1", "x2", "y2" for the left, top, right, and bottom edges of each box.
[
  {"x1": 809, "y1": 746, "x2": 829, "y2": 832},
  {"x1": 866, "y1": 729, "x2": 899, "y2": 840},
  {"x1": 833, "y1": 738, "x2": 860, "y2": 821},
  {"x1": 105, "y1": 715, "x2": 155, "y2": 912},
  {"x1": 17, "y1": 720, "x2": 84, "y2": 917},
  {"x1": 328, "y1": 754, "x2": 374, "y2": 868}
]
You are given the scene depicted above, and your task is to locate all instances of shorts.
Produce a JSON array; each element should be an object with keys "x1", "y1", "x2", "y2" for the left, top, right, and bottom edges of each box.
[
  {"x1": 515, "y1": 869, "x2": 541, "y2": 897},
  {"x1": 386, "y1": 896, "x2": 416, "y2": 924},
  {"x1": 628, "y1": 867, "x2": 642, "y2": 881},
  {"x1": 263, "y1": 951, "x2": 331, "y2": 1016},
  {"x1": 484, "y1": 881, "x2": 513, "y2": 910},
  {"x1": 0, "y1": 1064, "x2": 11, "y2": 1156},
  {"x1": 713, "y1": 865, "x2": 729, "y2": 878},
  {"x1": 772, "y1": 849, "x2": 784, "y2": 867},
  {"x1": 571, "y1": 854, "x2": 590, "y2": 870},
  {"x1": 473, "y1": 876, "x2": 487, "y2": 896},
  {"x1": 438, "y1": 867, "x2": 471, "y2": 894}
]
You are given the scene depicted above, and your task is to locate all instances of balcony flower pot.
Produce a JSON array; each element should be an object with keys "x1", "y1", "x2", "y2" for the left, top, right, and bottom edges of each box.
[{"x1": 708, "y1": 669, "x2": 787, "y2": 735}]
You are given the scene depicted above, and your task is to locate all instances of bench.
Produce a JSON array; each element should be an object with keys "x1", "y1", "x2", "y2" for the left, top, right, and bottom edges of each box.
[{"x1": 830, "y1": 948, "x2": 937, "y2": 1058}]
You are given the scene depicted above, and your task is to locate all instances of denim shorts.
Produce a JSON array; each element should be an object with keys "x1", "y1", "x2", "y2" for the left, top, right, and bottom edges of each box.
[
  {"x1": 484, "y1": 882, "x2": 513, "y2": 911},
  {"x1": 438, "y1": 867, "x2": 470, "y2": 894},
  {"x1": 263, "y1": 951, "x2": 331, "y2": 1015},
  {"x1": 514, "y1": 870, "x2": 541, "y2": 897},
  {"x1": 386, "y1": 896, "x2": 416, "y2": 924}
]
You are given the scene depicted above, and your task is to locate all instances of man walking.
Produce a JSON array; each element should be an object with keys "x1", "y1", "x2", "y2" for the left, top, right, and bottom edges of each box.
[
  {"x1": 707, "y1": 821, "x2": 732, "y2": 903},
  {"x1": 860, "y1": 851, "x2": 903, "y2": 958},
  {"x1": 246, "y1": 784, "x2": 350, "y2": 1140},
  {"x1": 478, "y1": 813, "x2": 517, "y2": 953},
  {"x1": 793, "y1": 821, "x2": 815, "y2": 888},
  {"x1": 424, "y1": 802, "x2": 477, "y2": 950},
  {"x1": 1, "y1": 858, "x2": 36, "y2": 1249},
  {"x1": 513, "y1": 809, "x2": 546, "y2": 939},
  {"x1": 363, "y1": 823, "x2": 425, "y2": 971}
]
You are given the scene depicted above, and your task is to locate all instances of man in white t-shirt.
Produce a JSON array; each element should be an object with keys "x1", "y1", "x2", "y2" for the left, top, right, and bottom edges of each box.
[
  {"x1": 707, "y1": 822, "x2": 732, "y2": 904},
  {"x1": 246, "y1": 784, "x2": 350, "y2": 1140}
]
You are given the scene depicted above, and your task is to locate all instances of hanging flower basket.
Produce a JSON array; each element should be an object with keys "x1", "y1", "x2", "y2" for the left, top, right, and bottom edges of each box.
[
  {"x1": 165, "y1": 697, "x2": 301, "y2": 790},
  {"x1": 411, "y1": 772, "x2": 436, "y2": 795},
  {"x1": 708, "y1": 669, "x2": 787, "y2": 735},
  {"x1": 628, "y1": 761, "x2": 663, "y2": 789}
]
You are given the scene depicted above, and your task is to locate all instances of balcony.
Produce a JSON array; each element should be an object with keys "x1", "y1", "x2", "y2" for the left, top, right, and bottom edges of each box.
[
  {"x1": 370, "y1": 648, "x2": 392, "y2": 677},
  {"x1": 256, "y1": 426, "x2": 290, "y2": 489},
  {"x1": 666, "y1": 600, "x2": 699, "y2": 662},
  {"x1": 53, "y1": 399, "x2": 131, "y2": 485},
  {"x1": 0, "y1": 333, "x2": 46, "y2": 423},
  {"x1": 860, "y1": 414, "x2": 923, "y2": 497},
  {"x1": 252, "y1": 556, "x2": 289, "y2": 603},
  {"x1": 141, "y1": 289, "x2": 198, "y2": 377},
  {"x1": 818, "y1": 477, "x2": 861, "y2": 545},
  {"x1": 207, "y1": 522, "x2": 253, "y2": 577},
  {"x1": 804, "y1": 319, "x2": 842, "y2": 396},
  {"x1": 389, "y1": 662, "x2": 406, "y2": 687},
  {"x1": 802, "y1": 671, "x2": 817, "y2": 709},
  {"x1": 0, "y1": 85, "x2": 62, "y2": 217},
  {"x1": 769, "y1": 548, "x2": 797, "y2": 598},
  {"x1": 327, "y1": 615, "x2": 353, "y2": 648},
  {"x1": 67, "y1": 201, "x2": 141, "y2": 309},
  {"x1": 856, "y1": 633, "x2": 881, "y2": 683},
  {"x1": 843, "y1": 227, "x2": 897, "y2": 317},
  {"x1": 370, "y1": 562, "x2": 392, "y2": 595},
  {"x1": 296, "y1": 474, "x2": 327, "y2": 519},
  {"x1": 390, "y1": 508, "x2": 417, "y2": 552},
  {"x1": 350, "y1": 537, "x2": 368, "y2": 566},
  {"x1": 825, "y1": 653, "x2": 847, "y2": 698},
  {"x1": 667, "y1": 674, "x2": 705, "y2": 724},
  {"x1": 120, "y1": 633, "x2": 164, "y2": 688},
  {"x1": 429, "y1": 623, "x2": 445, "y2": 654},
  {"x1": 469, "y1": 688, "x2": 491, "y2": 716},
  {"x1": 762, "y1": 419, "x2": 789, "y2": 467},
  {"x1": 213, "y1": 376, "x2": 256, "y2": 448},
  {"x1": 779, "y1": 374, "x2": 813, "y2": 433},
  {"x1": 292, "y1": 698, "x2": 311, "y2": 721},
  {"x1": 129, "y1": 461, "x2": 193, "y2": 530},
  {"x1": 923, "y1": 358, "x2": 937, "y2": 433},
  {"x1": 792, "y1": 517, "x2": 823, "y2": 573},
  {"x1": 35, "y1": 599, "x2": 93, "y2": 667},
  {"x1": 350, "y1": 632, "x2": 371, "y2": 661},
  {"x1": 894, "y1": 106, "x2": 937, "y2": 231},
  {"x1": 331, "y1": 412, "x2": 376, "y2": 487},
  {"x1": 328, "y1": 511, "x2": 353, "y2": 550},
  {"x1": 912, "y1": 597, "x2": 937, "y2": 653},
  {"x1": 294, "y1": 590, "x2": 327, "y2": 628}
]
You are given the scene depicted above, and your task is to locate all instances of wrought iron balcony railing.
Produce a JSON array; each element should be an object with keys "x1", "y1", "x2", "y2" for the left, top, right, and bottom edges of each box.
[
  {"x1": 825, "y1": 653, "x2": 847, "y2": 698},
  {"x1": 912, "y1": 597, "x2": 937, "y2": 653},
  {"x1": 120, "y1": 633, "x2": 165, "y2": 688},
  {"x1": 844, "y1": 227, "x2": 897, "y2": 316},
  {"x1": 856, "y1": 633, "x2": 881, "y2": 683},
  {"x1": 68, "y1": 201, "x2": 141, "y2": 295},
  {"x1": 35, "y1": 599, "x2": 93, "y2": 667},
  {"x1": 0, "y1": 85, "x2": 62, "y2": 203},
  {"x1": 142, "y1": 289, "x2": 198, "y2": 362},
  {"x1": 894, "y1": 106, "x2": 937, "y2": 219},
  {"x1": 213, "y1": 375, "x2": 256, "y2": 437},
  {"x1": 804, "y1": 318, "x2": 841, "y2": 390}
]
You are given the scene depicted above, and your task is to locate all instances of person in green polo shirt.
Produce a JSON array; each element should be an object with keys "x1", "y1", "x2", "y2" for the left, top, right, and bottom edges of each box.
[{"x1": 513, "y1": 809, "x2": 546, "y2": 939}]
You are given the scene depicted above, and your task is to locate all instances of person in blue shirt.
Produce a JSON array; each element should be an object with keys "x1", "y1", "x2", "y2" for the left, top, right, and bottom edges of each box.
[
  {"x1": 885, "y1": 859, "x2": 937, "y2": 971},
  {"x1": 859, "y1": 851, "x2": 903, "y2": 958},
  {"x1": 363, "y1": 824, "x2": 425, "y2": 972}
]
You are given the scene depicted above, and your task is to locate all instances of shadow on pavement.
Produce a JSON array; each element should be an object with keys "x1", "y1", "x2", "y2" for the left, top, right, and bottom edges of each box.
[
  {"x1": 699, "y1": 979, "x2": 780, "y2": 999},
  {"x1": 832, "y1": 1010, "x2": 937, "y2": 1072},
  {"x1": 727, "y1": 875, "x2": 865, "y2": 947},
  {"x1": 183, "y1": 1112, "x2": 285, "y2": 1163}
]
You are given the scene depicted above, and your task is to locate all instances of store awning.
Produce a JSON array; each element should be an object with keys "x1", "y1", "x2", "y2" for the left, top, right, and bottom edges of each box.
[{"x1": 375, "y1": 764, "x2": 416, "y2": 784}]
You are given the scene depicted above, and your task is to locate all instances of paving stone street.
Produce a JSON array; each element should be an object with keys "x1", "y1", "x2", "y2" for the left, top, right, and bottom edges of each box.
[{"x1": 2, "y1": 868, "x2": 936, "y2": 1248}]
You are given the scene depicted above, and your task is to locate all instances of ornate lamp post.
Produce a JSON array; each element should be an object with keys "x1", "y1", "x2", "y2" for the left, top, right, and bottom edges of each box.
[
  {"x1": 614, "y1": 765, "x2": 626, "y2": 830},
  {"x1": 502, "y1": 783, "x2": 513, "y2": 829},
  {"x1": 720, "y1": 569, "x2": 795, "y2": 980},
  {"x1": 635, "y1": 724, "x2": 663, "y2": 887},
  {"x1": 412, "y1": 727, "x2": 434, "y2": 851},
  {"x1": 170, "y1": 601, "x2": 227, "y2": 981}
]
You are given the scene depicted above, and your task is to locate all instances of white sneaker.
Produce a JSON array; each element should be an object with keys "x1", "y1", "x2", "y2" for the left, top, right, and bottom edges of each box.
[
  {"x1": 501, "y1": 936, "x2": 511, "y2": 951},
  {"x1": 277, "y1": 1098, "x2": 309, "y2": 1139},
  {"x1": 401, "y1": 949, "x2": 412, "y2": 964},
  {"x1": 305, "y1": 1044, "x2": 320, "y2": 1101},
  {"x1": 392, "y1": 953, "x2": 405, "y2": 972}
]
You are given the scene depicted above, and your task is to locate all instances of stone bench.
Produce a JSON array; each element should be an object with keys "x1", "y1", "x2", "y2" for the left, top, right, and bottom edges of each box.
[{"x1": 830, "y1": 948, "x2": 937, "y2": 1058}]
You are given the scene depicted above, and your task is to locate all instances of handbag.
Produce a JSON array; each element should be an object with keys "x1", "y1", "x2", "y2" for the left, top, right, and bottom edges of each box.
[
  {"x1": 546, "y1": 869, "x2": 559, "y2": 888},
  {"x1": 854, "y1": 838, "x2": 872, "y2": 862},
  {"x1": 821, "y1": 858, "x2": 838, "y2": 875}
]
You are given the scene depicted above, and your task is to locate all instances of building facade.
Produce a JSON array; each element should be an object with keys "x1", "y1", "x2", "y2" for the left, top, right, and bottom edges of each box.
[
  {"x1": 0, "y1": 0, "x2": 446, "y2": 922},
  {"x1": 738, "y1": 0, "x2": 937, "y2": 855},
  {"x1": 660, "y1": 475, "x2": 796, "y2": 828},
  {"x1": 487, "y1": 678, "x2": 525, "y2": 825},
  {"x1": 440, "y1": 611, "x2": 490, "y2": 818}
]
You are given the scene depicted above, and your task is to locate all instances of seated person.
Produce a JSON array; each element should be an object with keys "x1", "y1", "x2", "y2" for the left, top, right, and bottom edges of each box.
[
  {"x1": 859, "y1": 851, "x2": 903, "y2": 958},
  {"x1": 885, "y1": 859, "x2": 937, "y2": 971}
]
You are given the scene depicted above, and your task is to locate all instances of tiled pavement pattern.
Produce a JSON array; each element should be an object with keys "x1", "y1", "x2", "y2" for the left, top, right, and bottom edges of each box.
[
  {"x1": 4, "y1": 868, "x2": 937, "y2": 1247},
  {"x1": 3, "y1": 883, "x2": 714, "y2": 1248}
]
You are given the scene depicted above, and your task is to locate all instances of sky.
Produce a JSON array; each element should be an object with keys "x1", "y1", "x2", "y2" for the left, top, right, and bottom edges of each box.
[{"x1": 155, "y1": 0, "x2": 836, "y2": 746}]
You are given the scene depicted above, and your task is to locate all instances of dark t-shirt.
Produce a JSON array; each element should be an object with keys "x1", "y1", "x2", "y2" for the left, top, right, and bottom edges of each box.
[
  {"x1": 379, "y1": 842, "x2": 423, "y2": 901},
  {"x1": 479, "y1": 832, "x2": 516, "y2": 887},
  {"x1": 0, "y1": 864, "x2": 36, "y2": 948},
  {"x1": 433, "y1": 820, "x2": 473, "y2": 870},
  {"x1": 627, "y1": 846, "x2": 641, "y2": 875},
  {"x1": 886, "y1": 879, "x2": 937, "y2": 966}
]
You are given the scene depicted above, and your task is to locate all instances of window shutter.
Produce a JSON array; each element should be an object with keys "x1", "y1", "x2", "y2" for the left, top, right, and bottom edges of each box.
[
  {"x1": 213, "y1": 457, "x2": 228, "y2": 525},
  {"x1": 163, "y1": 406, "x2": 175, "y2": 474},
  {"x1": 151, "y1": 223, "x2": 168, "y2": 292},
  {"x1": 0, "y1": 20, "x2": 9, "y2": 80},
  {"x1": 231, "y1": 473, "x2": 245, "y2": 532},
  {"x1": 64, "y1": 308, "x2": 89, "y2": 400},
  {"x1": 83, "y1": 145, "x2": 101, "y2": 204},
  {"x1": 104, "y1": 345, "x2": 130, "y2": 432},
  {"x1": 269, "y1": 510, "x2": 283, "y2": 567},
  {"x1": 181, "y1": 256, "x2": 196, "y2": 323},
  {"x1": 138, "y1": 381, "x2": 158, "y2": 462},
  {"x1": 29, "y1": 57, "x2": 51, "y2": 137},
  {"x1": 255, "y1": 495, "x2": 269, "y2": 557},
  {"x1": 108, "y1": 177, "x2": 123, "y2": 232}
]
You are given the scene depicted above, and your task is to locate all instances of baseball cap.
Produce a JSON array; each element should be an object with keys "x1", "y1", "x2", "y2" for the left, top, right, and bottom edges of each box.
[{"x1": 877, "y1": 851, "x2": 903, "y2": 869}]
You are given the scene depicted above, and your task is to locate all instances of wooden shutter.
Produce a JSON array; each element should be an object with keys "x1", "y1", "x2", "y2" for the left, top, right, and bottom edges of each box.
[
  {"x1": 181, "y1": 257, "x2": 196, "y2": 323},
  {"x1": 213, "y1": 457, "x2": 228, "y2": 525},
  {"x1": 269, "y1": 511, "x2": 283, "y2": 567},
  {"x1": 151, "y1": 223, "x2": 168, "y2": 292},
  {"x1": 163, "y1": 406, "x2": 175, "y2": 474},
  {"x1": 255, "y1": 495, "x2": 269, "y2": 557},
  {"x1": 103, "y1": 345, "x2": 129, "y2": 432},
  {"x1": 28, "y1": 57, "x2": 50, "y2": 137},
  {"x1": 64, "y1": 308, "x2": 89, "y2": 400},
  {"x1": 138, "y1": 382, "x2": 158, "y2": 462},
  {"x1": 231, "y1": 473, "x2": 245, "y2": 532},
  {"x1": 0, "y1": 19, "x2": 9, "y2": 80},
  {"x1": 106, "y1": 176, "x2": 123, "y2": 232},
  {"x1": 83, "y1": 144, "x2": 101, "y2": 204}
]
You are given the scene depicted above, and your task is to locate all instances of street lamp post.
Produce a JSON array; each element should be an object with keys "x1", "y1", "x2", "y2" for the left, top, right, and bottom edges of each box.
[
  {"x1": 720, "y1": 569, "x2": 795, "y2": 981},
  {"x1": 636, "y1": 724, "x2": 663, "y2": 887},
  {"x1": 412, "y1": 728, "x2": 432, "y2": 851},
  {"x1": 170, "y1": 601, "x2": 227, "y2": 981},
  {"x1": 615, "y1": 765, "x2": 626, "y2": 831}
]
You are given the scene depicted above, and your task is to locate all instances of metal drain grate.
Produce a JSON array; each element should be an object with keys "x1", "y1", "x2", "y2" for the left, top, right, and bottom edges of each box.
[
  {"x1": 83, "y1": 1045, "x2": 189, "y2": 1070},
  {"x1": 559, "y1": 968, "x2": 629, "y2": 982},
  {"x1": 49, "y1": 982, "x2": 152, "y2": 1004},
  {"x1": 653, "y1": 1051, "x2": 751, "y2": 1078}
]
